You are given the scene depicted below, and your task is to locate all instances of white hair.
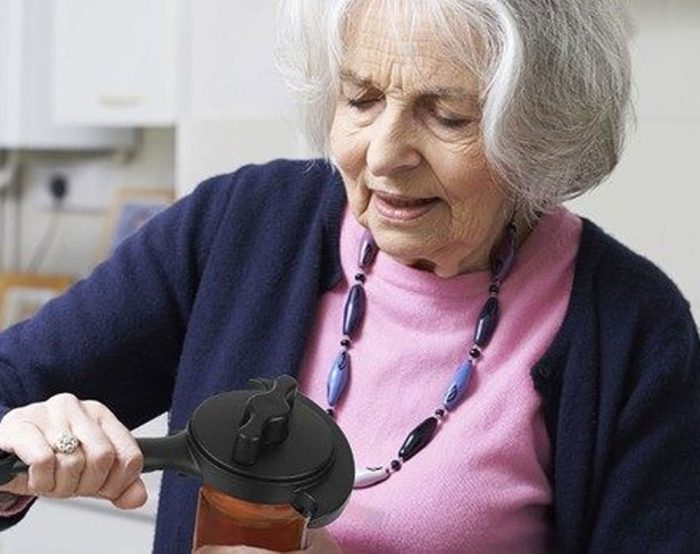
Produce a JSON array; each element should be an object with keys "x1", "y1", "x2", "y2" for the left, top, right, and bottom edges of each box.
[{"x1": 275, "y1": 0, "x2": 633, "y2": 217}]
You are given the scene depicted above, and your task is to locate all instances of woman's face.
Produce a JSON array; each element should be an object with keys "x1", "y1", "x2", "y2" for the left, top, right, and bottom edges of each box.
[{"x1": 330, "y1": 5, "x2": 510, "y2": 278}]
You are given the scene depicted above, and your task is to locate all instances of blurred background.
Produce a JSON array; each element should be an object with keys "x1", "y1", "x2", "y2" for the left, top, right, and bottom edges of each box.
[{"x1": 0, "y1": 0, "x2": 697, "y2": 552}]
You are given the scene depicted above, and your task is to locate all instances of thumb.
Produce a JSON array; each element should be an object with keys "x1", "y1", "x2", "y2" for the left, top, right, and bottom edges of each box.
[
  {"x1": 0, "y1": 472, "x2": 30, "y2": 496},
  {"x1": 110, "y1": 477, "x2": 148, "y2": 510}
]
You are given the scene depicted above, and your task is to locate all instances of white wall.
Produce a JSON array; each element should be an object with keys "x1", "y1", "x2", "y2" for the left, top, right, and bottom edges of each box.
[
  {"x1": 567, "y1": 0, "x2": 700, "y2": 320},
  {"x1": 12, "y1": 128, "x2": 175, "y2": 277}
]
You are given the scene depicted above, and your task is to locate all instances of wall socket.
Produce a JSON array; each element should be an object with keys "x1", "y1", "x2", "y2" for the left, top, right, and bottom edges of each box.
[{"x1": 24, "y1": 160, "x2": 121, "y2": 212}]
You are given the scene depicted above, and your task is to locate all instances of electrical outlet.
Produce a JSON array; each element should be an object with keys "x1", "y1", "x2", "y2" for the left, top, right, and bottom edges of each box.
[{"x1": 24, "y1": 160, "x2": 121, "y2": 212}]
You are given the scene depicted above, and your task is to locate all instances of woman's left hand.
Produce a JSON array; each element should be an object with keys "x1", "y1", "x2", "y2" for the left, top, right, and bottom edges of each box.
[{"x1": 195, "y1": 528, "x2": 342, "y2": 554}]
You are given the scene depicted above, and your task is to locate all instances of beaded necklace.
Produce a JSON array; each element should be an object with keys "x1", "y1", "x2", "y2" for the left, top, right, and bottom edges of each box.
[{"x1": 325, "y1": 221, "x2": 518, "y2": 489}]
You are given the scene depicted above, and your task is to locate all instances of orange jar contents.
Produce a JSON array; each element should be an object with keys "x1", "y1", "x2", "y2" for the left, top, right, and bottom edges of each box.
[{"x1": 193, "y1": 484, "x2": 309, "y2": 552}]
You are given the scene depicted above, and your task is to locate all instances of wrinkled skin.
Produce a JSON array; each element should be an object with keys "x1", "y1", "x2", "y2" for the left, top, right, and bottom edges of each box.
[{"x1": 331, "y1": 0, "x2": 518, "y2": 278}]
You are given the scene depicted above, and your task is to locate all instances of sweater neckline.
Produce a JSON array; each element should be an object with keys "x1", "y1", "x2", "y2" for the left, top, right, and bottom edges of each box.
[{"x1": 322, "y1": 163, "x2": 578, "y2": 303}]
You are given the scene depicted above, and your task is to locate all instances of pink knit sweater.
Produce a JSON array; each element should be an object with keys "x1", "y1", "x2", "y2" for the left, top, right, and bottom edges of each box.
[{"x1": 297, "y1": 206, "x2": 582, "y2": 553}]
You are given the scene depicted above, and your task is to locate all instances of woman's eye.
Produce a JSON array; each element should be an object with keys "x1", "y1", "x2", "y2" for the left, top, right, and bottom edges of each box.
[
  {"x1": 346, "y1": 97, "x2": 380, "y2": 110},
  {"x1": 433, "y1": 113, "x2": 470, "y2": 129}
]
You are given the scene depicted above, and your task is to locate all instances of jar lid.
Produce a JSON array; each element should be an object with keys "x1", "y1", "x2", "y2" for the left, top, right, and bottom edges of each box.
[{"x1": 186, "y1": 375, "x2": 354, "y2": 527}]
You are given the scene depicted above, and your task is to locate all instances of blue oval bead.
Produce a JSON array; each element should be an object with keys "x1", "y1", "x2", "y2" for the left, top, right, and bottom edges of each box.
[
  {"x1": 474, "y1": 297, "x2": 499, "y2": 347},
  {"x1": 398, "y1": 417, "x2": 438, "y2": 461},
  {"x1": 327, "y1": 350, "x2": 350, "y2": 407},
  {"x1": 358, "y1": 230, "x2": 378, "y2": 269},
  {"x1": 342, "y1": 284, "x2": 366, "y2": 337},
  {"x1": 442, "y1": 359, "x2": 474, "y2": 410},
  {"x1": 490, "y1": 225, "x2": 516, "y2": 281}
]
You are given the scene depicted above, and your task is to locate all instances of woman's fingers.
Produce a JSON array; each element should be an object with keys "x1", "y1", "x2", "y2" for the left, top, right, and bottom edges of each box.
[
  {"x1": 0, "y1": 419, "x2": 55, "y2": 494},
  {"x1": 50, "y1": 447, "x2": 87, "y2": 498},
  {"x1": 0, "y1": 394, "x2": 146, "y2": 509},
  {"x1": 301, "y1": 528, "x2": 343, "y2": 554},
  {"x1": 53, "y1": 399, "x2": 115, "y2": 497},
  {"x1": 82, "y1": 400, "x2": 144, "y2": 506},
  {"x1": 45, "y1": 398, "x2": 94, "y2": 497},
  {"x1": 110, "y1": 477, "x2": 148, "y2": 510}
]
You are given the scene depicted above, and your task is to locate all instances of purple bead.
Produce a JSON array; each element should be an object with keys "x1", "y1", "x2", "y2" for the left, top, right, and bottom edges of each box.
[
  {"x1": 342, "y1": 284, "x2": 366, "y2": 337},
  {"x1": 358, "y1": 230, "x2": 378, "y2": 269},
  {"x1": 398, "y1": 417, "x2": 438, "y2": 461},
  {"x1": 474, "y1": 297, "x2": 499, "y2": 347},
  {"x1": 327, "y1": 350, "x2": 350, "y2": 407},
  {"x1": 442, "y1": 359, "x2": 474, "y2": 410},
  {"x1": 490, "y1": 225, "x2": 516, "y2": 281}
]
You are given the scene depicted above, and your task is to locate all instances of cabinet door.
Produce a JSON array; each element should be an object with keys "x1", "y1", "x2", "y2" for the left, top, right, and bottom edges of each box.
[
  {"x1": 188, "y1": 0, "x2": 295, "y2": 119},
  {"x1": 175, "y1": 0, "x2": 307, "y2": 196},
  {"x1": 53, "y1": 0, "x2": 179, "y2": 126},
  {"x1": 0, "y1": 0, "x2": 134, "y2": 149}
]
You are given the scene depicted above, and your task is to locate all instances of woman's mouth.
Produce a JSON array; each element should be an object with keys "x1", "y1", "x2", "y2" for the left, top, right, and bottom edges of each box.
[{"x1": 372, "y1": 191, "x2": 440, "y2": 221}]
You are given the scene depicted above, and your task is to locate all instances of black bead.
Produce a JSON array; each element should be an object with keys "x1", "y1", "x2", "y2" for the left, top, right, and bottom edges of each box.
[
  {"x1": 474, "y1": 297, "x2": 500, "y2": 347},
  {"x1": 340, "y1": 338, "x2": 350, "y2": 347},
  {"x1": 489, "y1": 283, "x2": 500, "y2": 294},
  {"x1": 326, "y1": 408, "x2": 335, "y2": 418},
  {"x1": 342, "y1": 284, "x2": 367, "y2": 337},
  {"x1": 469, "y1": 347, "x2": 481, "y2": 359},
  {"x1": 358, "y1": 232, "x2": 379, "y2": 269},
  {"x1": 434, "y1": 408, "x2": 445, "y2": 418},
  {"x1": 390, "y1": 459, "x2": 402, "y2": 471},
  {"x1": 354, "y1": 273, "x2": 366, "y2": 283},
  {"x1": 398, "y1": 417, "x2": 439, "y2": 462}
]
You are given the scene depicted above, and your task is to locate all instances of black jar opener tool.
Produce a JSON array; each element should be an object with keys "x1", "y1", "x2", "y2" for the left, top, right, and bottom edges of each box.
[{"x1": 0, "y1": 376, "x2": 354, "y2": 527}]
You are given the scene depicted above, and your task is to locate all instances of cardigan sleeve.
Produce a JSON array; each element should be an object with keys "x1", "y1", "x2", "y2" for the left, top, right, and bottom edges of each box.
[
  {"x1": 0, "y1": 173, "x2": 235, "y2": 529},
  {"x1": 0, "y1": 174, "x2": 236, "y2": 427},
  {"x1": 588, "y1": 297, "x2": 700, "y2": 552}
]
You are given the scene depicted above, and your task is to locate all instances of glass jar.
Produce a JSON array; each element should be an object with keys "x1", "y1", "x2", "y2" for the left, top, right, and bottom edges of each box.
[{"x1": 192, "y1": 484, "x2": 310, "y2": 552}]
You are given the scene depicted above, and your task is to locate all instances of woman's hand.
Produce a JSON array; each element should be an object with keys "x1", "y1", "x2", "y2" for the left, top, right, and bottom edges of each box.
[
  {"x1": 195, "y1": 528, "x2": 342, "y2": 554},
  {"x1": 0, "y1": 393, "x2": 146, "y2": 509}
]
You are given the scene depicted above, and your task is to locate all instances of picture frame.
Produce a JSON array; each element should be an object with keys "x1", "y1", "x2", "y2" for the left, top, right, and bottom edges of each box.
[
  {"x1": 0, "y1": 272, "x2": 73, "y2": 330},
  {"x1": 96, "y1": 188, "x2": 174, "y2": 261}
]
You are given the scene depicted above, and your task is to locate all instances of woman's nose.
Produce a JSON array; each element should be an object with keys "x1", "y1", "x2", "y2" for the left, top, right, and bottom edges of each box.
[{"x1": 366, "y1": 106, "x2": 422, "y2": 177}]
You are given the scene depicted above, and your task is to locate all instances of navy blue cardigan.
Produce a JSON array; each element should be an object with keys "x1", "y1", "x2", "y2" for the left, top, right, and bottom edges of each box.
[{"x1": 0, "y1": 159, "x2": 698, "y2": 553}]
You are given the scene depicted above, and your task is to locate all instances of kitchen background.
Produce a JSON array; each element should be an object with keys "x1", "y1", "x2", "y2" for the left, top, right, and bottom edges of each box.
[{"x1": 0, "y1": 0, "x2": 698, "y2": 552}]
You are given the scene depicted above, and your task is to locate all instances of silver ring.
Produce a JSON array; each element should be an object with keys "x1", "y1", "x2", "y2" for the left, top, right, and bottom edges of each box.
[{"x1": 53, "y1": 431, "x2": 80, "y2": 455}]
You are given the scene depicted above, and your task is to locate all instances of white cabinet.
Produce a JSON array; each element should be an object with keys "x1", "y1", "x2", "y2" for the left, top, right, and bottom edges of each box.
[
  {"x1": 53, "y1": 0, "x2": 180, "y2": 126},
  {"x1": 0, "y1": 0, "x2": 133, "y2": 150},
  {"x1": 175, "y1": 0, "x2": 307, "y2": 196},
  {"x1": 187, "y1": 0, "x2": 295, "y2": 120}
]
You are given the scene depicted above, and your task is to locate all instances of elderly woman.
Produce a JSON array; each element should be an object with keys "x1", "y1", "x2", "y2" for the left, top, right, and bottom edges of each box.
[{"x1": 0, "y1": 0, "x2": 698, "y2": 552}]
